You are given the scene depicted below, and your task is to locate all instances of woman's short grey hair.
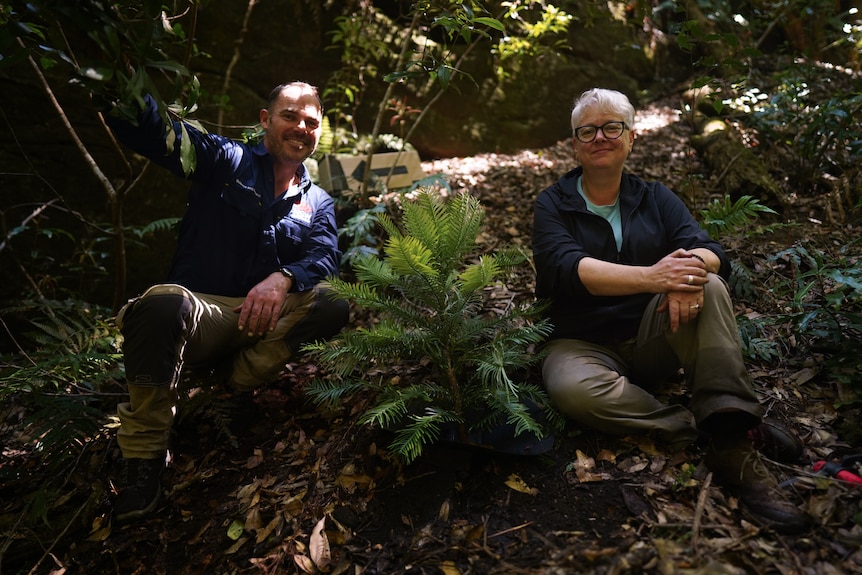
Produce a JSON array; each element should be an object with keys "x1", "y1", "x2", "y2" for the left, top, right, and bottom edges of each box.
[{"x1": 570, "y1": 88, "x2": 635, "y2": 136}]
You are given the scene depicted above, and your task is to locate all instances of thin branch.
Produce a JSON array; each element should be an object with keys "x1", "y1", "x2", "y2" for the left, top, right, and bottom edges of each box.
[
  {"x1": 217, "y1": 0, "x2": 257, "y2": 134},
  {"x1": 182, "y1": 2, "x2": 199, "y2": 68},
  {"x1": 487, "y1": 521, "x2": 534, "y2": 539},
  {"x1": 0, "y1": 201, "x2": 55, "y2": 254},
  {"x1": 0, "y1": 315, "x2": 37, "y2": 365},
  {"x1": 360, "y1": 8, "x2": 423, "y2": 200},
  {"x1": 691, "y1": 471, "x2": 712, "y2": 553},
  {"x1": 25, "y1": 494, "x2": 90, "y2": 575},
  {"x1": 19, "y1": 39, "x2": 118, "y2": 202},
  {"x1": 383, "y1": 34, "x2": 486, "y2": 189}
]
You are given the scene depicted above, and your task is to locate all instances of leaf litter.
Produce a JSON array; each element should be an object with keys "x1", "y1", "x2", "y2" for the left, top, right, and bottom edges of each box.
[{"x1": 2, "y1": 101, "x2": 862, "y2": 574}]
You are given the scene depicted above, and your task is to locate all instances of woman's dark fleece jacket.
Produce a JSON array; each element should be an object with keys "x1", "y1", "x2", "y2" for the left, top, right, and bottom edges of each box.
[{"x1": 532, "y1": 166, "x2": 730, "y2": 344}]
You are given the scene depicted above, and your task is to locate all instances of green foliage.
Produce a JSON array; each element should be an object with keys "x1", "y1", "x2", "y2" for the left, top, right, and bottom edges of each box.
[
  {"x1": 305, "y1": 189, "x2": 560, "y2": 463},
  {"x1": 770, "y1": 244, "x2": 862, "y2": 343},
  {"x1": 748, "y1": 241, "x2": 862, "y2": 403},
  {"x1": 339, "y1": 202, "x2": 388, "y2": 267},
  {"x1": 743, "y1": 68, "x2": 862, "y2": 182},
  {"x1": 698, "y1": 194, "x2": 778, "y2": 239},
  {"x1": 2, "y1": 0, "x2": 203, "y2": 174},
  {"x1": 495, "y1": 1, "x2": 572, "y2": 65},
  {"x1": 695, "y1": 194, "x2": 798, "y2": 366},
  {"x1": 737, "y1": 314, "x2": 783, "y2": 364},
  {"x1": 321, "y1": 1, "x2": 570, "y2": 172},
  {"x1": 135, "y1": 217, "x2": 181, "y2": 238},
  {"x1": 338, "y1": 174, "x2": 453, "y2": 268},
  {"x1": 322, "y1": 10, "x2": 391, "y2": 145},
  {"x1": 0, "y1": 298, "x2": 123, "y2": 478}
]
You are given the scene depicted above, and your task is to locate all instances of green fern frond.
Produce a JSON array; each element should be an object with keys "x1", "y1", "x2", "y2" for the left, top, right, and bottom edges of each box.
[
  {"x1": 139, "y1": 217, "x2": 181, "y2": 236},
  {"x1": 23, "y1": 393, "x2": 106, "y2": 474},
  {"x1": 699, "y1": 195, "x2": 777, "y2": 238}
]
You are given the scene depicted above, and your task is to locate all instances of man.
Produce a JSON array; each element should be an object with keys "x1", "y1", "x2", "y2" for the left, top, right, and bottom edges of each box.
[
  {"x1": 104, "y1": 82, "x2": 349, "y2": 523},
  {"x1": 532, "y1": 88, "x2": 808, "y2": 533}
]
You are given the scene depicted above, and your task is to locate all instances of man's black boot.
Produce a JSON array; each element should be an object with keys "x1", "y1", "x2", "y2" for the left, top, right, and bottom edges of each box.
[{"x1": 114, "y1": 456, "x2": 164, "y2": 524}]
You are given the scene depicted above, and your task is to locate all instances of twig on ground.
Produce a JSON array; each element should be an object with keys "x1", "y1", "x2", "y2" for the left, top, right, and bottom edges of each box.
[{"x1": 691, "y1": 471, "x2": 712, "y2": 553}]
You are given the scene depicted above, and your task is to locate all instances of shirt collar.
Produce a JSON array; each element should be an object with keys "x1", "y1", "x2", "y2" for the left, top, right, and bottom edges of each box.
[{"x1": 252, "y1": 141, "x2": 313, "y2": 196}]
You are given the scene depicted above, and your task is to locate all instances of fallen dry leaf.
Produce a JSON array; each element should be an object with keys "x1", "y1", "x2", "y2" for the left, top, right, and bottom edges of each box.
[
  {"x1": 505, "y1": 473, "x2": 538, "y2": 495},
  {"x1": 310, "y1": 516, "x2": 332, "y2": 572},
  {"x1": 294, "y1": 553, "x2": 317, "y2": 574}
]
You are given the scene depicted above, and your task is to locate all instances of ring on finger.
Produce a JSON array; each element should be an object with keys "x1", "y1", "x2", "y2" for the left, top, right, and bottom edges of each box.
[
  {"x1": 690, "y1": 303, "x2": 700, "y2": 310},
  {"x1": 687, "y1": 274, "x2": 693, "y2": 285}
]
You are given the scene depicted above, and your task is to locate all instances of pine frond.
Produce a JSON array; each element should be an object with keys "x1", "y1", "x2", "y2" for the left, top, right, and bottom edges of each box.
[
  {"x1": 359, "y1": 382, "x2": 446, "y2": 429},
  {"x1": 501, "y1": 399, "x2": 544, "y2": 438},
  {"x1": 376, "y1": 211, "x2": 401, "y2": 239},
  {"x1": 402, "y1": 191, "x2": 447, "y2": 251},
  {"x1": 438, "y1": 192, "x2": 484, "y2": 261},
  {"x1": 459, "y1": 255, "x2": 501, "y2": 294},
  {"x1": 491, "y1": 246, "x2": 531, "y2": 271},
  {"x1": 305, "y1": 376, "x2": 370, "y2": 407},
  {"x1": 350, "y1": 256, "x2": 399, "y2": 290},
  {"x1": 384, "y1": 235, "x2": 438, "y2": 279},
  {"x1": 388, "y1": 406, "x2": 461, "y2": 464},
  {"x1": 328, "y1": 274, "x2": 401, "y2": 311}
]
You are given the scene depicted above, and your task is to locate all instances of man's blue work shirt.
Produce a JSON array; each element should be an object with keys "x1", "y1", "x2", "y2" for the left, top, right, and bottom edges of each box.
[{"x1": 106, "y1": 95, "x2": 342, "y2": 297}]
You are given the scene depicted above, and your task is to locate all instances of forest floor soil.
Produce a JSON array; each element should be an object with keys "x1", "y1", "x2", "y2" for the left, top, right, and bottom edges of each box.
[{"x1": 3, "y1": 99, "x2": 862, "y2": 575}]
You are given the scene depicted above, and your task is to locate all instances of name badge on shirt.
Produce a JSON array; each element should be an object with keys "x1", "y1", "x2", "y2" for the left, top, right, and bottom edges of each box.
[{"x1": 289, "y1": 198, "x2": 313, "y2": 225}]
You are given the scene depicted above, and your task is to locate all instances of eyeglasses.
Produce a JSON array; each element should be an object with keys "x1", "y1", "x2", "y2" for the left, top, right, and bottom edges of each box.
[{"x1": 574, "y1": 121, "x2": 628, "y2": 143}]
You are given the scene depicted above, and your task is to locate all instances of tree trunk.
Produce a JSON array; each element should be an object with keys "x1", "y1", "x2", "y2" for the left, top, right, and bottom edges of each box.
[{"x1": 691, "y1": 118, "x2": 786, "y2": 212}]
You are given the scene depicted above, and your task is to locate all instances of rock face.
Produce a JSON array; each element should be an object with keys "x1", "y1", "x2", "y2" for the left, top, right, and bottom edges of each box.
[
  {"x1": 186, "y1": 1, "x2": 675, "y2": 158},
  {"x1": 0, "y1": 2, "x2": 690, "y2": 304}
]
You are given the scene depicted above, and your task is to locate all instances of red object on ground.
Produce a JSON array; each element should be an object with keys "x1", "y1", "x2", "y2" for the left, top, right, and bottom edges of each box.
[{"x1": 812, "y1": 460, "x2": 862, "y2": 486}]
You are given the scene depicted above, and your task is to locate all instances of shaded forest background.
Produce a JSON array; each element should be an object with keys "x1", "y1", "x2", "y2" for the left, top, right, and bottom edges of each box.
[{"x1": 1, "y1": 1, "x2": 862, "y2": 574}]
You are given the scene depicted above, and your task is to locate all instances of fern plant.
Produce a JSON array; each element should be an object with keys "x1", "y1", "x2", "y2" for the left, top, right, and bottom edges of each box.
[
  {"x1": 699, "y1": 194, "x2": 777, "y2": 239},
  {"x1": 0, "y1": 298, "x2": 123, "y2": 497},
  {"x1": 304, "y1": 189, "x2": 560, "y2": 463}
]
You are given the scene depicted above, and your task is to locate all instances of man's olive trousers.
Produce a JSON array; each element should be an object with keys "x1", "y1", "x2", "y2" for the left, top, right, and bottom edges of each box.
[{"x1": 115, "y1": 283, "x2": 348, "y2": 459}]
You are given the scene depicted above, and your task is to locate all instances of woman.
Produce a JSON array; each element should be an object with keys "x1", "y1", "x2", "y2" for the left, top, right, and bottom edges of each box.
[{"x1": 531, "y1": 88, "x2": 807, "y2": 533}]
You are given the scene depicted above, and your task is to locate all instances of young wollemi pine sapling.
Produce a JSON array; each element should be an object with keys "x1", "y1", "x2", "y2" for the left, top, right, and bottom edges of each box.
[{"x1": 304, "y1": 189, "x2": 562, "y2": 463}]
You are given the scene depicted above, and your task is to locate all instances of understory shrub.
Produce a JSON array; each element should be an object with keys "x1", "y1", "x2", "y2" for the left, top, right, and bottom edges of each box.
[
  {"x1": 0, "y1": 298, "x2": 123, "y2": 523},
  {"x1": 700, "y1": 194, "x2": 862, "y2": 403},
  {"x1": 766, "y1": 242, "x2": 862, "y2": 404}
]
